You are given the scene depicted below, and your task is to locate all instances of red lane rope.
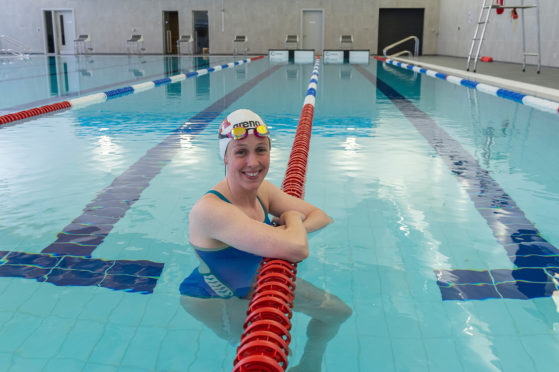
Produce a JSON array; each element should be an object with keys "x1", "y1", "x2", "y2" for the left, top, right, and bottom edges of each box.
[
  {"x1": 233, "y1": 58, "x2": 321, "y2": 372},
  {"x1": 0, "y1": 101, "x2": 71, "y2": 125}
]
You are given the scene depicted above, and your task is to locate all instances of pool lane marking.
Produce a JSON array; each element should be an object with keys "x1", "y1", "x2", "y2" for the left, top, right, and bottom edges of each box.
[
  {"x1": 355, "y1": 65, "x2": 559, "y2": 301},
  {"x1": 374, "y1": 56, "x2": 559, "y2": 115},
  {"x1": 0, "y1": 56, "x2": 265, "y2": 126},
  {"x1": 0, "y1": 250, "x2": 162, "y2": 294},
  {"x1": 0, "y1": 61, "x2": 281, "y2": 294}
]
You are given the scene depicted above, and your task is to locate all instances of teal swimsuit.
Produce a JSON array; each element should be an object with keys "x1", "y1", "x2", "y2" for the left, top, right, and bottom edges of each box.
[{"x1": 179, "y1": 190, "x2": 271, "y2": 298}]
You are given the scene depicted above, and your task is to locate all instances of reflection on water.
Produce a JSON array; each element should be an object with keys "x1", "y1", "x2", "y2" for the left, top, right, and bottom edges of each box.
[
  {"x1": 286, "y1": 64, "x2": 299, "y2": 80},
  {"x1": 48, "y1": 56, "x2": 59, "y2": 95},
  {"x1": 190, "y1": 56, "x2": 210, "y2": 100},
  {"x1": 481, "y1": 126, "x2": 495, "y2": 167},
  {"x1": 340, "y1": 64, "x2": 352, "y2": 80},
  {"x1": 236, "y1": 64, "x2": 246, "y2": 80},
  {"x1": 164, "y1": 56, "x2": 181, "y2": 98},
  {"x1": 376, "y1": 60, "x2": 421, "y2": 99}
]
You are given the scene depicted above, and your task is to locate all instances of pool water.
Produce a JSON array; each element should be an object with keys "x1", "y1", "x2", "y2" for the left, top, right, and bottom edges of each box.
[{"x1": 1, "y1": 55, "x2": 558, "y2": 371}]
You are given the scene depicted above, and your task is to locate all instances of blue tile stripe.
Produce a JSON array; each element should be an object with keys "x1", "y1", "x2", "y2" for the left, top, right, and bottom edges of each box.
[
  {"x1": 1, "y1": 62, "x2": 282, "y2": 294},
  {"x1": 355, "y1": 65, "x2": 559, "y2": 301},
  {"x1": 435, "y1": 268, "x2": 559, "y2": 300},
  {"x1": 377, "y1": 57, "x2": 559, "y2": 115},
  {"x1": 0, "y1": 251, "x2": 163, "y2": 294}
]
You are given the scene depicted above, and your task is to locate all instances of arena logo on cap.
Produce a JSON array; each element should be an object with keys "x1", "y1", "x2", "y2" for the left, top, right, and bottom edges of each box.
[{"x1": 234, "y1": 120, "x2": 261, "y2": 128}]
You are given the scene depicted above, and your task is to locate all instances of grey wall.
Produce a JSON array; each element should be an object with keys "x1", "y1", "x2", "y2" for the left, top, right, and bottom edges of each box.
[
  {"x1": 1, "y1": 0, "x2": 440, "y2": 55},
  {"x1": 438, "y1": 0, "x2": 558, "y2": 68}
]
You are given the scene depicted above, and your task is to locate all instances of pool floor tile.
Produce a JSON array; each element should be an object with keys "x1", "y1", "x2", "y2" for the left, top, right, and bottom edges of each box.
[
  {"x1": 155, "y1": 329, "x2": 200, "y2": 371},
  {"x1": 353, "y1": 300, "x2": 389, "y2": 337},
  {"x1": 81, "y1": 363, "x2": 118, "y2": 372},
  {"x1": 452, "y1": 334, "x2": 504, "y2": 372},
  {"x1": 505, "y1": 301, "x2": 556, "y2": 335},
  {"x1": 120, "y1": 326, "x2": 167, "y2": 369},
  {"x1": 107, "y1": 293, "x2": 149, "y2": 326},
  {"x1": 17, "y1": 316, "x2": 74, "y2": 359},
  {"x1": 357, "y1": 335, "x2": 395, "y2": 372},
  {"x1": 8, "y1": 354, "x2": 49, "y2": 372},
  {"x1": 492, "y1": 335, "x2": 537, "y2": 372},
  {"x1": 521, "y1": 334, "x2": 559, "y2": 371},
  {"x1": 424, "y1": 338, "x2": 465, "y2": 372},
  {"x1": 416, "y1": 301, "x2": 453, "y2": 338},
  {"x1": 0, "y1": 313, "x2": 43, "y2": 353},
  {"x1": 392, "y1": 338, "x2": 429, "y2": 371},
  {"x1": 57, "y1": 319, "x2": 105, "y2": 360},
  {"x1": 42, "y1": 358, "x2": 86, "y2": 372},
  {"x1": 88, "y1": 324, "x2": 136, "y2": 365},
  {"x1": 382, "y1": 296, "x2": 422, "y2": 340}
]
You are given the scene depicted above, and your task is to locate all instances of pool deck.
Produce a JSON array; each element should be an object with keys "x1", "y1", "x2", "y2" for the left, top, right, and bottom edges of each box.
[{"x1": 392, "y1": 55, "x2": 559, "y2": 103}]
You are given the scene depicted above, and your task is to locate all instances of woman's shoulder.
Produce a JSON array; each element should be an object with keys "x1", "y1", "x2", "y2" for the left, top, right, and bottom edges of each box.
[{"x1": 191, "y1": 186, "x2": 227, "y2": 217}]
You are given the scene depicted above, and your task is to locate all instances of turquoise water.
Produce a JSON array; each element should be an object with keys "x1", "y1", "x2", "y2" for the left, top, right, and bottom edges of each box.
[{"x1": 1, "y1": 55, "x2": 559, "y2": 371}]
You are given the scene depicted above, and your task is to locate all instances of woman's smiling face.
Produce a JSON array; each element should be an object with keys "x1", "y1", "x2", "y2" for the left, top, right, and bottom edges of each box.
[{"x1": 224, "y1": 134, "x2": 270, "y2": 190}]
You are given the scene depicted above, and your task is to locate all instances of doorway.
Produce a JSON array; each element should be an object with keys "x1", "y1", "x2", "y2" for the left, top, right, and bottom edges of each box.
[
  {"x1": 193, "y1": 11, "x2": 209, "y2": 54},
  {"x1": 43, "y1": 10, "x2": 75, "y2": 54},
  {"x1": 378, "y1": 8, "x2": 424, "y2": 56},
  {"x1": 302, "y1": 10, "x2": 323, "y2": 54},
  {"x1": 163, "y1": 11, "x2": 179, "y2": 54}
]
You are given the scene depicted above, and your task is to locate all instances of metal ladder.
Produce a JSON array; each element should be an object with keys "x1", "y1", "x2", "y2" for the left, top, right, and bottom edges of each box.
[
  {"x1": 519, "y1": 0, "x2": 541, "y2": 73},
  {"x1": 466, "y1": 0, "x2": 541, "y2": 73}
]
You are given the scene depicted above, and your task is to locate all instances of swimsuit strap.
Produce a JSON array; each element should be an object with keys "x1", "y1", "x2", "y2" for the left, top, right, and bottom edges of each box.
[
  {"x1": 206, "y1": 190, "x2": 231, "y2": 203},
  {"x1": 206, "y1": 190, "x2": 269, "y2": 217},
  {"x1": 256, "y1": 195, "x2": 268, "y2": 216}
]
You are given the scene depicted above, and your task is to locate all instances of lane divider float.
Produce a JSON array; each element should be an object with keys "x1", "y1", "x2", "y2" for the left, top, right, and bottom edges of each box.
[
  {"x1": 0, "y1": 56, "x2": 265, "y2": 126},
  {"x1": 233, "y1": 58, "x2": 321, "y2": 372},
  {"x1": 374, "y1": 56, "x2": 559, "y2": 115}
]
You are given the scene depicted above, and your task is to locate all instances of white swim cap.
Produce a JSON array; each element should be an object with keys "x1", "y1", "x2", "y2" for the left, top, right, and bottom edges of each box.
[{"x1": 218, "y1": 109, "x2": 270, "y2": 159}]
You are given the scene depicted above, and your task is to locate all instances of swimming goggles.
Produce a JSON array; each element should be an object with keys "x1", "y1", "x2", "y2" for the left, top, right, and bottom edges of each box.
[{"x1": 228, "y1": 125, "x2": 269, "y2": 140}]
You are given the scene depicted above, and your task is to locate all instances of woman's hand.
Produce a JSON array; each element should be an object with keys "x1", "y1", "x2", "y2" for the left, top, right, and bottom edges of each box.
[
  {"x1": 264, "y1": 181, "x2": 332, "y2": 233},
  {"x1": 273, "y1": 210, "x2": 305, "y2": 227}
]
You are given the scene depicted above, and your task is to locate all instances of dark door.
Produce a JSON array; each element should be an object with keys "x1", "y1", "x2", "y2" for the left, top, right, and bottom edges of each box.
[
  {"x1": 163, "y1": 11, "x2": 179, "y2": 54},
  {"x1": 193, "y1": 11, "x2": 209, "y2": 54},
  {"x1": 44, "y1": 11, "x2": 55, "y2": 53},
  {"x1": 378, "y1": 8, "x2": 424, "y2": 56}
]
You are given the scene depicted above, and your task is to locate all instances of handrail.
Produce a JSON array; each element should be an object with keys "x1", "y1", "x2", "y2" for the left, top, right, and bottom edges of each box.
[
  {"x1": 0, "y1": 34, "x2": 30, "y2": 58},
  {"x1": 390, "y1": 50, "x2": 413, "y2": 58},
  {"x1": 383, "y1": 35, "x2": 419, "y2": 58}
]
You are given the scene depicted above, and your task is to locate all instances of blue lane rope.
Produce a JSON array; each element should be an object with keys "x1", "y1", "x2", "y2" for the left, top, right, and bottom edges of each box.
[
  {"x1": 67, "y1": 56, "x2": 265, "y2": 109},
  {"x1": 376, "y1": 57, "x2": 559, "y2": 115}
]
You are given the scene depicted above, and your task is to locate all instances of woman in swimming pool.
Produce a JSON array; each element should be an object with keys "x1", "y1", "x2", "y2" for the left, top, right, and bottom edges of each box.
[{"x1": 180, "y1": 109, "x2": 351, "y2": 371}]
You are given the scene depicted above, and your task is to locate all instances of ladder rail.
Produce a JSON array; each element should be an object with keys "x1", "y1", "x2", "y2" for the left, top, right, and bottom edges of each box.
[
  {"x1": 521, "y1": 0, "x2": 528, "y2": 71},
  {"x1": 473, "y1": 1, "x2": 493, "y2": 72},
  {"x1": 0, "y1": 34, "x2": 30, "y2": 58},
  {"x1": 466, "y1": 0, "x2": 491, "y2": 71},
  {"x1": 383, "y1": 35, "x2": 420, "y2": 58},
  {"x1": 520, "y1": 0, "x2": 541, "y2": 73}
]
